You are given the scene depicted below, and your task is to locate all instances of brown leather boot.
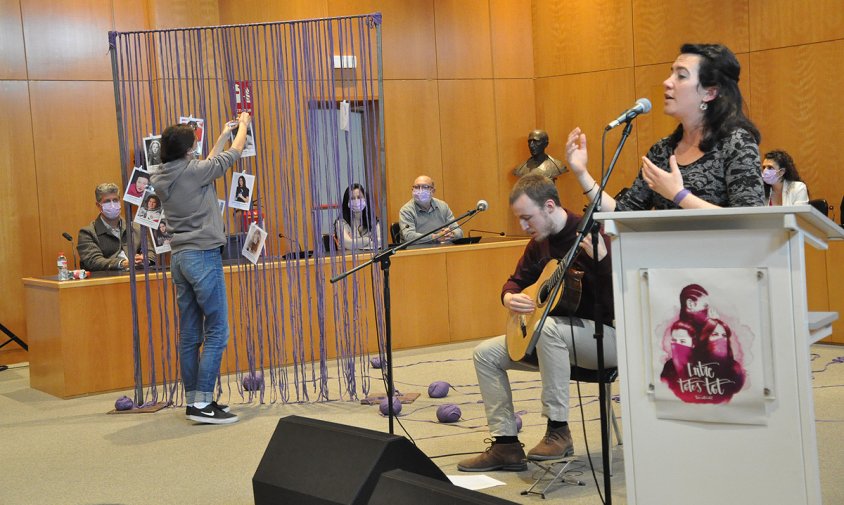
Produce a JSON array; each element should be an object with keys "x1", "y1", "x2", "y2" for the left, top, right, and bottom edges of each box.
[
  {"x1": 527, "y1": 424, "x2": 574, "y2": 461},
  {"x1": 457, "y1": 439, "x2": 527, "y2": 472}
]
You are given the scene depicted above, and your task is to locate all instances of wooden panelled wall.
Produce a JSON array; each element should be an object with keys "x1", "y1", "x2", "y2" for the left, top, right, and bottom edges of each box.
[{"x1": 1, "y1": 0, "x2": 842, "y2": 358}]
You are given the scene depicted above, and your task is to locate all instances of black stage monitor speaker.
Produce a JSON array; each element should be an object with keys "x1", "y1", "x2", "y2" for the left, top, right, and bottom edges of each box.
[
  {"x1": 368, "y1": 469, "x2": 519, "y2": 505},
  {"x1": 253, "y1": 415, "x2": 448, "y2": 505}
]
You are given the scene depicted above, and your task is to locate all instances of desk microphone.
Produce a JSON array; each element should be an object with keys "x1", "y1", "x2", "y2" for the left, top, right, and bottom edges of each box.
[
  {"x1": 469, "y1": 229, "x2": 505, "y2": 237},
  {"x1": 278, "y1": 233, "x2": 305, "y2": 257},
  {"x1": 62, "y1": 232, "x2": 79, "y2": 270}
]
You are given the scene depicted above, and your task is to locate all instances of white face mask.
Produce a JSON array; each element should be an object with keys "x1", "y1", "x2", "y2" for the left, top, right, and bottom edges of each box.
[{"x1": 101, "y1": 201, "x2": 121, "y2": 220}]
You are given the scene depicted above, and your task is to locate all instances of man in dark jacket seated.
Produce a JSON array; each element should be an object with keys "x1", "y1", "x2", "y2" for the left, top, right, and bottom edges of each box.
[{"x1": 77, "y1": 182, "x2": 154, "y2": 271}]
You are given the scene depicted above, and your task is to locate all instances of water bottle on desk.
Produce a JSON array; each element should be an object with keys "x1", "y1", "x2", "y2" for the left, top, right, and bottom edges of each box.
[{"x1": 57, "y1": 252, "x2": 69, "y2": 280}]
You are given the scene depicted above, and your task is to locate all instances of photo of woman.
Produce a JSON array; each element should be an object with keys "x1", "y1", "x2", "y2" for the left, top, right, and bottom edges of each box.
[
  {"x1": 150, "y1": 219, "x2": 173, "y2": 254},
  {"x1": 241, "y1": 222, "x2": 267, "y2": 265},
  {"x1": 143, "y1": 135, "x2": 162, "y2": 169},
  {"x1": 124, "y1": 167, "x2": 151, "y2": 205},
  {"x1": 134, "y1": 191, "x2": 164, "y2": 228},
  {"x1": 228, "y1": 172, "x2": 255, "y2": 211},
  {"x1": 235, "y1": 175, "x2": 250, "y2": 203}
]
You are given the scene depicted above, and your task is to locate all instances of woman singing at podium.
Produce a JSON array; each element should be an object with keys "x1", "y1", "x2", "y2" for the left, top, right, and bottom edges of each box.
[{"x1": 566, "y1": 43, "x2": 765, "y2": 211}]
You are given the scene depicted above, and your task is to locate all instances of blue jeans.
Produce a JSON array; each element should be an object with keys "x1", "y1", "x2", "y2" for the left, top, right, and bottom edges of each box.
[{"x1": 170, "y1": 249, "x2": 229, "y2": 404}]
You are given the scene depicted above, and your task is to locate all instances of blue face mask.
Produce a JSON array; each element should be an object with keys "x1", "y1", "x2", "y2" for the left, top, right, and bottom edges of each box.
[{"x1": 101, "y1": 201, "x2": 121, "y2": 220}]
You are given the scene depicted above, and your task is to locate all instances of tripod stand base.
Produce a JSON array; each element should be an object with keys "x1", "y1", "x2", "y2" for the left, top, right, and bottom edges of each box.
[{"x1": 522, "y1": 456, "x2": 585, "y2": 499}]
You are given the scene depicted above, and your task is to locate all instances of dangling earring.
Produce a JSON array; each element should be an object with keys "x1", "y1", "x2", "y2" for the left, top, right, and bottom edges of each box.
[{"x1": 699, "y1": 102, "x2": 708, "y2": 111}]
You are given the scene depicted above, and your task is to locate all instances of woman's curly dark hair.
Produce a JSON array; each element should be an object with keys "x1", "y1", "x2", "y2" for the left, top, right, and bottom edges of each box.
[{"x1": 668, "y1": 43, "x2": 761, "y2": 152}]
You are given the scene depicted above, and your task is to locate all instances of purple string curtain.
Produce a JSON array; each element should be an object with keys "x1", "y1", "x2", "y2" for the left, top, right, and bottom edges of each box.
[{"x1": 108, "y1": 13, "x2": 386, "y2": 407}]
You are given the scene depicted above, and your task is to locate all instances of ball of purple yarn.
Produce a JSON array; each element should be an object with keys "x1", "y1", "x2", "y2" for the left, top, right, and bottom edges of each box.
[
  {"x1": 436, "y1": 403, "x2": 461, "y2": 423},
  {"x1": 242, "y1": 371, "x2": 264, "y2": 391},
  {"x1": 379, "y1": 396, "x2": 402, "y2": 416},
  {"x1": 370, "y1": 356, "x2": 386, "y2": 369},
  {"x1": 427, "y1": 381, "x2": 450, "y2": 398},
  {"x1": 515, "y1": 413, "x2": 523, "y2": 432},
  {"x1": 115, "y1": 395, "x2": 134, "y2": 411}
]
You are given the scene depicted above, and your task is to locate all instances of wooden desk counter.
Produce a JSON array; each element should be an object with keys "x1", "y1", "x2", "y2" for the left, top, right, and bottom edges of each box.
[{"x1": 23, "y1": 238, "x2": 528, "y2": 398}]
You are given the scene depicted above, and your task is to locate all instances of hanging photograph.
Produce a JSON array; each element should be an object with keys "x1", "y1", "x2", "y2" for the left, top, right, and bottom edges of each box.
[
  {"x1": 134, "y1": 189, "x2": 164, "y2": 229},
  {"x1": 228, "y1": 172, "x2": 255, "y2": 211},
  {"x1": 124, "y1": 167, "x2": 151, "y2": 206},
  {"x1": 143, "y1": 135, "x2": 162, "y2": 169},
  {"x1": 230, "y1": 122, "x2": 256, "y2": 158},
  {"x1": 150, "y1": 218, "x2": 173, "y2": 254},
  {"x1": 179, "y1": 116, "x2": 205, "y2": 157},
  {"x1": 646, "y1": 268, "x2": 769, "y2": 425},
  {"x1": 241, "y1": 222, "x2": 267, "y2": 264}
]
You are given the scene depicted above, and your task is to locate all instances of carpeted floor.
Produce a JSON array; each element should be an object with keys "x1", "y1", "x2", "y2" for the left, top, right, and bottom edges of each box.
[{"x1": 1, "y1": 340, "x2": 843, "y2": 505}]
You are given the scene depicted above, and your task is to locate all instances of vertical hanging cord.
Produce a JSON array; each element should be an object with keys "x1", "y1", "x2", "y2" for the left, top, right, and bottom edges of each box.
[{"x1": 111, "y1": 14, "x2": 385, "y2": 408}]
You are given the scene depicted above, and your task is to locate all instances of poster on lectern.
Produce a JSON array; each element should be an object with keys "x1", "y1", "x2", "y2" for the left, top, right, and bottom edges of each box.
[{"x1": 645, "y1": 268, "x2": 770, "y2": 425}]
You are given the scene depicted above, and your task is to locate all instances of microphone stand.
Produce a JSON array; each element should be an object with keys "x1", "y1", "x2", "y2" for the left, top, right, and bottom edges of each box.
[
  {"x1": 63, "y1": 233, "x2": 79, "y2": 270},
  {"x1": 331, "y1": 205, "x2": 482, "y2": 434},
  {"x1": 468, "y1": 229, "x2": 505, "y2": 237},
  {"x1": 531, "y1": 119, "x2": 633, "y2": 505}
]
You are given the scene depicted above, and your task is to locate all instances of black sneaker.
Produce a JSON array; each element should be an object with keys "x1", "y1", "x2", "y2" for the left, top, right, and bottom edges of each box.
[
  {"x1": 187, "y1": 404, "x2": 238, "y2": 424},
  {"x1": 184, "y1": 401, "x2": 230, "y2": 417},
  {"x1": 212, "y1": 401, "x2": 231, "y2": 413}
]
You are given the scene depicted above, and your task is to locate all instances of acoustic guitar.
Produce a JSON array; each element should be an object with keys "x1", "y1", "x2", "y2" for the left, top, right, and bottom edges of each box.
[{"x1": 505, "y1": 258, "x2": 584, "y2": 362}]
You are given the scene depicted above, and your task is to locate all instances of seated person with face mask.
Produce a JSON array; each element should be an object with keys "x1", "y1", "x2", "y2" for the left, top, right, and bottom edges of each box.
[
  {"x1": 335, "y1": 183, "x2": 381, "y2": 250},
  {"x1": 398, "y1": 175, "x2": 464, "y2": 244},
  {"x1": 77, "y1": 182, "x2": 154, "y2": 271}
]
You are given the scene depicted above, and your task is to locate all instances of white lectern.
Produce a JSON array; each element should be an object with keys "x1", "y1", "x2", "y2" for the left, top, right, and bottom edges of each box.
[{"x1": 596, "y1": 206, "x2": 843, "y2": 505}]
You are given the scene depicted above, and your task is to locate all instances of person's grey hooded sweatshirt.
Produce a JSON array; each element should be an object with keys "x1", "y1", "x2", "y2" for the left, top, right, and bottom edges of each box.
[{"x1": 150, "y1": 149, "x2": 241, "y2": 254}]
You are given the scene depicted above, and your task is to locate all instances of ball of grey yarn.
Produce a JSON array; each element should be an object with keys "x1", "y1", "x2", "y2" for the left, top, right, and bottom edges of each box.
[
  {"x1": 379, "y1": 396, "x2": 402, "y2": 416},
  {"x1": 370, "y1": 356, "x2": 386, "y2": 369},
  {"x1": 436, "y1": 403, "x2": 461, "y2": 423},
  {"x1": 115, "y1": 395, "x2": 134, "y2": 411},
  {"x1": 427, "y1": 380, "x2": 450, "y2": 398},
  {"x1": 242, "y1": 371, "x2": 264, "y2": 391}
]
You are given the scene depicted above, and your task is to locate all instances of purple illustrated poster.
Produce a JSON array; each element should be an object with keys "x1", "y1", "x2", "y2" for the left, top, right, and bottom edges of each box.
[{"x1": 646, "y1": 268, "x2": 771, "y2": 424}]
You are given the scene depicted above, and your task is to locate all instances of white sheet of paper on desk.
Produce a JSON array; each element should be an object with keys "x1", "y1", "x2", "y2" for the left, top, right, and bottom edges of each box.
[{"x1": 447, "y1": 474, "x2": 506, "y2": 491}]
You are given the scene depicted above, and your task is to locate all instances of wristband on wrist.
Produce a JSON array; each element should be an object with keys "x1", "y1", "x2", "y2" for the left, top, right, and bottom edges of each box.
[
  {"x1": 583, "y1": 181, "x2": 597, "y2": 195},
  {"x1": 673, "y1": 188, "x2": 691, "y2": 206}
]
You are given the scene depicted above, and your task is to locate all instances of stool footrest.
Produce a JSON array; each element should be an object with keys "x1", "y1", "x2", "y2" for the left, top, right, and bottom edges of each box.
[{"x1": 521, "y1": 457, "x2": 585, "y2": 499}]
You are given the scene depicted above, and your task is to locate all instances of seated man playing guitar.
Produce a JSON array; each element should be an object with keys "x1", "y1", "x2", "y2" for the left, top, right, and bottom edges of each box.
[{"x1": 458, "y1": 173, "x2": 617, "y2": 472}]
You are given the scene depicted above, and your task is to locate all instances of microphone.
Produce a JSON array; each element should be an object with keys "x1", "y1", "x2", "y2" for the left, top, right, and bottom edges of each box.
[
  {"x1": 278, "y1": 233, "x2": 308, "y2": 259},
  {"x1": 605, "y1": 98, "x2": 652, "y2": 131},
  {"x1": 62, "y1": 232, "x2": 79, "y2": 270},
  {"x1": 469, "y1": 229, "x2": 505, "y2": 237},
  {"x1": 476, "y1": 200, "x2": 489, "y2": 212}
]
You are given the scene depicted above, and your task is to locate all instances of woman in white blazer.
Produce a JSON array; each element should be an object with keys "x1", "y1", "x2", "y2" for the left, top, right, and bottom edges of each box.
[{"x1": 761, "y1": 150, "x2": 809, "y2": 206}]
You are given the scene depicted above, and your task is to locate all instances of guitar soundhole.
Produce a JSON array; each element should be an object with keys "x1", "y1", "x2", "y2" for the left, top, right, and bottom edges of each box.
[{"x1": 537, "y1": 283, "x2": 550, "y2": 305}]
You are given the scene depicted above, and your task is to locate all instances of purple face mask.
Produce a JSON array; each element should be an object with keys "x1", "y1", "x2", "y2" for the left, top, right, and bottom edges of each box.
[
  {"x1": 349, "y1": 199, "x2": 366, "y2": 212},
  {"x1": 101, "y1": 201, "x2": 121, "y2": 220},
  {"x1": 761, "y1": 168, "x2": 781, "y2": 185},
  {"x1": 412, "y1": 188, "x2": 432, "y2": 205}
]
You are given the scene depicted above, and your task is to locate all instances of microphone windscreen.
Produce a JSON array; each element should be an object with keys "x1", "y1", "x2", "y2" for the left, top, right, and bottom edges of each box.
[{"x1": 62, "y1": 232, "x2": 73, "y2": 241}]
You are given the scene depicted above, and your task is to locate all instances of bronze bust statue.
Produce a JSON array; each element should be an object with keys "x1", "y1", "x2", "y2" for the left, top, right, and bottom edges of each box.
[{"x1": 513, "y1": 129, "x2": 567, "y2": 179}]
